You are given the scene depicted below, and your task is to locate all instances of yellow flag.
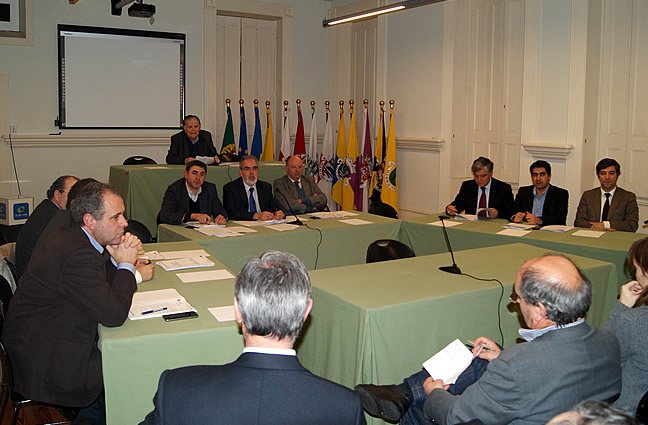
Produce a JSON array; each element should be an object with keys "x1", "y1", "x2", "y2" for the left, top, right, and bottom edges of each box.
[
  {"x1": 332, "y1": 110, "x2": 346, "y2": 208},
  {"x1": 343, "y1": 107, "x2": 359, "y2": 210},
  {"x1": 260, "y1": 106, "x2": 274, "y2": 161},
  {"x1": 381, "y1": 106, "x2": 398, "y2": 215}
]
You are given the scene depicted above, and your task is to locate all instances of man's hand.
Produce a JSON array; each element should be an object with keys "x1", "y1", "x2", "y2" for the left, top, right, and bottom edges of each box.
[
  {"x1": 590, "y1": 222, "x2": 615, "y2": 231},
  {"x1": 106, "y1": 233, "x2": 140, "y2": 265},
  {"x1": 619, "y1": 281, "x2": 643, "y2": 307},
  {"x1": 487, "y1": 208, "x2": 499, "y2": 219},
  {"x1": 512, "y1": 212, "x2": 525, "y2": 223},
  {"x1": 423, "y1": 376, "x2": 447, "y2": 395},
  {"x1": 446, "y1": 205, "x2": 458, "y2": 216},
  {"x1": 190, "y1": 213, "x2": 212, "y2": 224},
  {"x1": 213, "y1": 214, "x2": 227, "y2": 225},
  {"x1": 274, "y1": 210, "x2": 285, "y2": 220},
  {"x1": 524, "y1": 212, "x2": 541, "y2": 225},
  {"x1": 184, "y1": 157, "x2": 196, "y2": 165},
  {"x1": 253, "y1": 211, "x2": 275, "y2": 221},
  {"x1": 136, "y1": 263, "x2": 155, "y2": 281},
  {"x1": 213, "y1": 155, "x2": 221, "y2": 165},
  {"x1": 472, "y1": 336, "x2": 501, "y2": 361}
]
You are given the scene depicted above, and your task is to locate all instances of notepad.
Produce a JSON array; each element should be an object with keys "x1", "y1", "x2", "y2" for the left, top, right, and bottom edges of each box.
[{"x1": 422, "y1": 339, "x2": 474, "y2": 385}]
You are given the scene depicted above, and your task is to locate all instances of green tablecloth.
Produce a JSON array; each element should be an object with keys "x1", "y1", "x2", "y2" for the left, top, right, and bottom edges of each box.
[
  {"x1": 401, "y1": 214, "x2": 644, "y2": 286},
  {"x1": 108, "y1": 162, "x2": 286, "y2": 236},
  {"x1": 158, "y1": 213, "x2": 402, "y2": 272},
  {"x1": 99, "y1": 241, "x2": 617, "y2": 425}
]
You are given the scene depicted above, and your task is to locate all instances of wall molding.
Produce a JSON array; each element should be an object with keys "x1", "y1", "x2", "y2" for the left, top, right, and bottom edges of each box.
[
  {"x1": 0, "y1": 132, "x2": 172, "y2": 148},
  {"x1": 397, "y1": 137, "x2": 446, "y2": 152},
  {"x1": 522, "y1": 142, "x2": 574, "y2": 159}
]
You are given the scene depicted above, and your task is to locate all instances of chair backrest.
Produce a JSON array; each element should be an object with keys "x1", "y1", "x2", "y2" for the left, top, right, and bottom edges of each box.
[
  {"x1": 125, "y1": 220, "x2": 153, "y2": 244},
  {"x1": 366, "y1": 239, "x2": 415, "y2": 263},
  {"x1": 368, "y1": 202, "x2": 398, "y2": 219},
  {"x1": 636, "y1": 389, "x2": 648, "y2": 424},
  {"x1": 123, "y1": 156, "x2": 157, "y2": 165}
]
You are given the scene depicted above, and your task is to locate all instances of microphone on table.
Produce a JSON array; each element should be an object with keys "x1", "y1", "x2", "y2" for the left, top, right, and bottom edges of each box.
[
  {"x1": 438, "y1": 215, "x2": 461, "y2": 275},
  {"x1": 276, "y1": 190, "x2": 304, "y2": 226}
]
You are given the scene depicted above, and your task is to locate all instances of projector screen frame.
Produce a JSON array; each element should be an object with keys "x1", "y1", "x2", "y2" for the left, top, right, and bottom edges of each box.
[{"x1": 57, "y1": 24, "x2": 186, "y2": 130}]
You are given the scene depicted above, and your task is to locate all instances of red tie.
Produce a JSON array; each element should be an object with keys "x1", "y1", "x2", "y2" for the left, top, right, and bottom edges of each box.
[{"x1": 478, "y1": 187, "x2": 487, "y2": 217}]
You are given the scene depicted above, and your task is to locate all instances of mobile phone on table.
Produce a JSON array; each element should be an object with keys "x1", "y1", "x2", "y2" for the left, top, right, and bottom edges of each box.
[{"x1": 163, "y1": 311, "x2": 199, "y2": 321}]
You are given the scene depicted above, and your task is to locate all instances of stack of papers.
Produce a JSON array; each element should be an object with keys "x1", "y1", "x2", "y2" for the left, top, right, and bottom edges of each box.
[
  {"x1": 308, "y1": 211, "x2": 358, "y2": 219},
  {"x1": 422, "y1": 339, "x2": 474, "y2": 385},
  {"x1": 157, "y1": 257, "x2": 215, "y2": 271},
  {"x1": 128, "y1": 288, "x2": 196, "y2": 320},
  {"x1": 540, "y1": 225, "x2": 573, "y2": 233},
  {"x1": 503, "y1": 223, "x2": 539, "y2": 230},
  {"x1": 195, "y1": 226, "x2": 257, "y2": 237},
  {"x1": 145, "y1": 249, "x2": 210, "y2": 260}
]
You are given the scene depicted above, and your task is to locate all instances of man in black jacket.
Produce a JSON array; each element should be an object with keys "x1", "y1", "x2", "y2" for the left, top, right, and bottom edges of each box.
[
  {"x1": 166, "y1": 115, "x2": 220, "y2": 165},
  {"x1": 511, "y1": 160, "x2": 569, "y2": 226}
]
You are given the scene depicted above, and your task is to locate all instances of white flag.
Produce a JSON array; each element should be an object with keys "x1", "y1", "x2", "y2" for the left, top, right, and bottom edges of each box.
[{"x1": 307, "y1": 108, "x2": 319, "y2": 180}]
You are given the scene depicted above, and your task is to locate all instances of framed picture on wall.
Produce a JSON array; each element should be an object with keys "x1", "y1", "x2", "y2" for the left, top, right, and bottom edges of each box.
[{"x1": 0, "y1": 0, "x2": 32, "y2": 45}]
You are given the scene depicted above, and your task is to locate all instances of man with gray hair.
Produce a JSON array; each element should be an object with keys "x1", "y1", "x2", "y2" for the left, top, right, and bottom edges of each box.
[
  {"x1": 356, "y1": 255, "x2": 621, "y2": 425},
  {"x1": 141, "y1": 251, "x2": 365, "y2": 425},
  {"x1": 547, "y1": 401, "x2": 639, "y2": 425},
  {"x1": 3, "y1": 181, "x2": 150, "y2": 424},
  {"x1": 446, "y1": 156, "x2": 514, "y2": 219}
]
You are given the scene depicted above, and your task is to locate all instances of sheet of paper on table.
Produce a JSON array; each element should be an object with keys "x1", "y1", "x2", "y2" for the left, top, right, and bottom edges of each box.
[
  {"x1": 497, "y1": 228, "x2": 532, "y2": 237},
  {"x1": 428, "y1": 220, "x2": 463, "y2": 227},
  {"x1": 339, "y1": 218, "x2": 372, "y2": 226},
  {"x1": 145, "y1": 249, "x2": 210, "y2": 260},
  {"x1": 572, "y1": 229, "x2": 605, "y2": 238},
  {"x1": 308, "y1": 211, "x2": 358, "y2": 219},
  {"x1": 128, "y1": 288, "x2": 196, "y2": 320},
  {"x1": 232, "y1": 219, "x2": 287, "y2": 227},
  {"x1": 208, "y1": 305, "x2": 236, "y2": 322},
  {"x1": 540, "y1": 225, "x2": 574, "y2": 233},
  {"x1": 157, "y1": 257, "x2": 215, "y2": 271},
  {"x1": 267, "y1": 223, "x2": 300, "y2": 232},
  {"x1": 176, "y1": 269, "x2": 235, "y2": 283}
]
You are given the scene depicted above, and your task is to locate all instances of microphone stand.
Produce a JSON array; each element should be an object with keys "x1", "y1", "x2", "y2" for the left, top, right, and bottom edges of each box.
[
  {"x1": 276, "y1": 190, "x2": 304, "y2": 226},
  {"x1": 438, "y1": 215, "x2": 461, "y2": 274}
]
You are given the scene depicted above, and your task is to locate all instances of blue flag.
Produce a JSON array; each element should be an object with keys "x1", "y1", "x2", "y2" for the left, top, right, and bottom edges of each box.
[
  {"x1": 251, "y1": 105, "x2": 262, "y2": 159},
  {"x1": 238, "y1": 104, "x2": 248, "y2": 156}
]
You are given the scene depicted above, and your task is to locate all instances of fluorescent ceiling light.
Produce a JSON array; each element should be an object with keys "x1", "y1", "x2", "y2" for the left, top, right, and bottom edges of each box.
[{"x1": 323, "y1": 0, "x2": 446, "y2": 28}]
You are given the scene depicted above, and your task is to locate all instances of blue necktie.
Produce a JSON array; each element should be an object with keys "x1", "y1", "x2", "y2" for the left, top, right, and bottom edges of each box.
[{"x1": 248, "y1": 187, "x2": 257, "y2": 213}]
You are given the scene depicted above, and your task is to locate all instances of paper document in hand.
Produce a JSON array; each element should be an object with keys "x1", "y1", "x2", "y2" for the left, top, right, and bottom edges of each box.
[
  {"x1": 156, "y1": 257, "x2": 214, "y2": 271},
  {"x1": 454, "y1": 213, "x2": 478, "y2": 221},
  {"x1": 129, "y1": 288, "x2": 196, "y2": 320},
  {"x1": 422, "y1": 339, "x2": 473, "y2": 385}
]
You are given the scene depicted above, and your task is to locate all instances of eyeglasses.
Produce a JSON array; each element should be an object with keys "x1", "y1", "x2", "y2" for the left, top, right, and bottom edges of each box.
[{"x1": 509, "y1": 291, "x2": 520, "y2": 303}]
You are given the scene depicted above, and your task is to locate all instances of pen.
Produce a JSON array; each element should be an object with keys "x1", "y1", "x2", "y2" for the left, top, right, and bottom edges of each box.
[
  {"x1": 141, "y1": 307, "x2": 167, "y2": 315},
  {"x1": 466, "y1": 339, "x2": 495, "y2": 352}
]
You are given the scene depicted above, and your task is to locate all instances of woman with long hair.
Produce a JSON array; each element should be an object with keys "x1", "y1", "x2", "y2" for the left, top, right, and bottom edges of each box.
[{"x1": 604, "y1": 237, "x2": 648, "y2": 414}]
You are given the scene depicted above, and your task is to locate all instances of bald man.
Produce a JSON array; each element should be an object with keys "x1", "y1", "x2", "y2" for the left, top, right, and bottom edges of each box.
[{"x1": 356, "y1": 255, "x2": 621, "y2": 425}]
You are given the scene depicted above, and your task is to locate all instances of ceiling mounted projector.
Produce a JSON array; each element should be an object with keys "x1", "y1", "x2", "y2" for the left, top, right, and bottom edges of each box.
[{"x1": 128, "y1": 2, "x2": 155, "y2": 18}]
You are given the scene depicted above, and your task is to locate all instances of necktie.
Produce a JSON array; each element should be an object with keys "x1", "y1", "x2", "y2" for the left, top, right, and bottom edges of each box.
[
  {"x1": 601, "y1": 192, "x2": 611, "y2": 221},
  {"x1": 294, "y1": 180, "x2": 313, "y2": 208},
  {"x1": 477, "y1": 187, "x2": 487, "y2": 217},
  {"x1": 248, "y1": 187, "x2": 257, "y2": 213}
]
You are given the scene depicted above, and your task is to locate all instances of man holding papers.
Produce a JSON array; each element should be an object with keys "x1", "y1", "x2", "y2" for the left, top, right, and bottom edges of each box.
[
  {"x1": 223, "y1": 156, "x2": 285, "y2": 221},
  {"x1": 141, "y1": 251, "x2": 365, "y2": 425},
  {"x1": 355, "y1": 255, "x2": 621, "y2": 425},
  {"x1": 2, "y1": 182, "x2": 152, "y2": 424},
  {"x1": 158, "y1": 160, "x2": 227, "y2": 225}
]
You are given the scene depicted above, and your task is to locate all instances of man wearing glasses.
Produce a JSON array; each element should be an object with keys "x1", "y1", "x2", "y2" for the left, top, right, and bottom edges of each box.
[
  {"x1": 223, "y1": 156, "x2": 285, "y2": 221},
  {"x1": 355, "y1": 255, "x2": 621, "y2": 425}
]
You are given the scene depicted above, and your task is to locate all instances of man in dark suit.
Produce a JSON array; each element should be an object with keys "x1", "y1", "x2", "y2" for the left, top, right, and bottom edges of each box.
[
  {"x1": 3, "y1": 181, "x2": 153, "y2": 424},
  {"x1": 223, "y1": 156, "x2": 285, "y2": 221},
  {"x1": 165, "y1": 115, "x2": 221, "y2": 165},
  {"x1": 158, "y1": 160, "x2": 227, "y2": 225},
  {"x1": 15, "y1": 175, "x2": 78, "y2": 274},
  {"x1": 574, "y1": 158, "x2": 638, "y2": 232},
  {"x1": 446, "y1": 157, "x2": 514, "y2": 219},
  {"x1": 274, "y1": 155, "x2": 328, "y2": 213},
  {"x1": 141, "y1": 251, "x2": 366, "y2": 425},
  {"x1": 511, "y1": 160, "x2": 569, "y2": 226},
  {"x1": 355, "y1": 255, "x2": 621, "y2": 425}
]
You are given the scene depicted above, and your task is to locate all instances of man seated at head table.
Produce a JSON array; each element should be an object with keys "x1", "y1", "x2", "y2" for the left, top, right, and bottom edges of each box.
[
  {"x1": 445, "y1": 156, "x2": 514, "y2": 219},
  {"x1": 510, "y1": 160, "x2": 569, "y2": 226},
  {"x1": 2, "y1": 181, "x2": 154, "y2": 425},
  {"x1": 166, "y1": 114, "x2": 221, "y2": 165},
  {"x1": 222, "y1": 155, "x2": 285, "y2": 221},
  {"x1": 355, "y1": 255, "x2": 621, "y2": 425},
  {"x1": 140, "y1": 251, "x2": 366, "y2": 425},
  {"x1": 274, "y1": 155, "x2": 328, "y2": 214},
  {"x1": 15, "y1": 174, "x2": 78, "y2": 274},
  {"x1": 574, "y1": 158, "x2": 638, "y2": 232},
  {"x1": 158, "y1": 160, "x2": 227, "y2": 225}
]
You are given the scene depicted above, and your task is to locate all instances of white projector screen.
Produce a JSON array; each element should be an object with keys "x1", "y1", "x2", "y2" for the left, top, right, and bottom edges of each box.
[{"x1": 58, "y1": 25, "x2": 185, "y2": 129}]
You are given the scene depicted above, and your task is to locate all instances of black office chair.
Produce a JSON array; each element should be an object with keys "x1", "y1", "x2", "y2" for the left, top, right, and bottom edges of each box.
[
  {"x1": 126, "y1": 220, "x2": 154, "y2": 244},
  {"x1": 368, "y1": 201, "x2": 398, "y2": 219},
  {"x1": 0, "y1": 342, "x2": 70, "y2": 425},
  {"x1": 636, "y1": 389, "x2": 648, "y2": 424},
  {"x1": 366, "y1": 239, "x2": 415, "y2": 263},
  {"x1": 123, "y1": 156, "x2": 157, "y2": 165}
]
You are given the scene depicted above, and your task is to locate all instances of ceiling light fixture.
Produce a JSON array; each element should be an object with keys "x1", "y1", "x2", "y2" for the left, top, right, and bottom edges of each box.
[{"x1": 323, "y1": 0, "x2": 446, "y2": 28}]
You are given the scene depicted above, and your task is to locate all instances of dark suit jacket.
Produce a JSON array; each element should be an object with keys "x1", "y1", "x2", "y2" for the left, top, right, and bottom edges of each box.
[
  {"x1": 158, "y1": 178, "x2": 227, "y2": 224},
  {"x1": 165, "y1": 129, "x2": 217, "y2": 165},
  {"x1": 574, "y1": 187, "x2": 638, "y2": 232},
  {"x1": 273, "y1": 175, "x2": 328, "y2": 214},
  {"x1": 15, "y1": 199, "x2": 59, "y2": 274},
  {"x1": 450, "y1": 177, "x2": 514, "y2": 219},
  {"x1": 2, "y1": 224, "x2": 136, "y2": 407},
  {"x1": 511, "y1": 184, "x2": 569, "y2": 226},
  {"x1": 425, "y1": 323, "x2": 621, "y2": 425},
  {"x1": 140, "y1": 352, "x2": 366, "y2": 425},
  {"x1": 222, "y1": 177, "x2": 282, "y2": 220}
]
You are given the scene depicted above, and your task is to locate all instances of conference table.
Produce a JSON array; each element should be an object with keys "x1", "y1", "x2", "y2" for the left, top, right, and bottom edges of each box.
[
  {"x1": 400, "y1": 214, "x2": 644, "y2": 287},
  {"x1": 99, "y1": 241, "x2": 618, "y2": 425},
  {"x1": 157, "y1": 213, "x2": 402, "y2": 272},
  {"x1": 108, "y1": 162, "x2": 286, "y2": 236}
]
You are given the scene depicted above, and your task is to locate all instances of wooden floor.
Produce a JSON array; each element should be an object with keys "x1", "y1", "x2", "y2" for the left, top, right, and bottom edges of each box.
[{"x1": 0, "y1": 402, "x2": 68, "y2": 425}]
